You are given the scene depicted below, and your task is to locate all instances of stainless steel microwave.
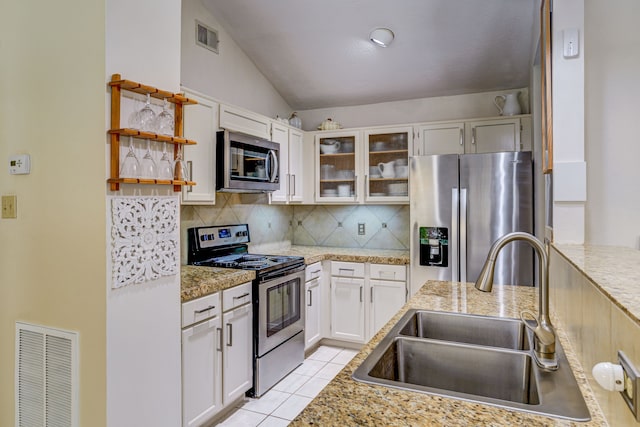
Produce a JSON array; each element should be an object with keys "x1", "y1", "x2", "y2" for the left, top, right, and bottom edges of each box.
[{"x1": 216, "y1": 130, "x2": 280, "y2": 193}]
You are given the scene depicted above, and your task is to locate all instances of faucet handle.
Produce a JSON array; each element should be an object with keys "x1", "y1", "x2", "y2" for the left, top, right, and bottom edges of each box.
[{"x1": 520, "y1": 310, "x2": 555, "y2": 346}]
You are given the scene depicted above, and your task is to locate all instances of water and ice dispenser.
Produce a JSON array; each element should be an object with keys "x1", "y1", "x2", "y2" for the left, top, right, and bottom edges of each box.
[{"x1": 419, "y1": 227, "x2": 448, "y2": 267}]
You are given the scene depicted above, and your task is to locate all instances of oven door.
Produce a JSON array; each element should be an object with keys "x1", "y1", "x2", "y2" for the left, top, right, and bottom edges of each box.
[
  {"x1": 217, "y1": 130, "x2": 280, "y2": 192},
  {"x1": 258, "y1": 269, "x2": 305, "y2": 356}
]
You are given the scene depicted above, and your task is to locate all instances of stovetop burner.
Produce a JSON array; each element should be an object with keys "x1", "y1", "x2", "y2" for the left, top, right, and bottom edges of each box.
[
  {"x1": 187, "y1": 224, "x2": 305, "y2": 278},
  {"x1": 195, "y1": 253, "x2": 302, "y2": 271}
]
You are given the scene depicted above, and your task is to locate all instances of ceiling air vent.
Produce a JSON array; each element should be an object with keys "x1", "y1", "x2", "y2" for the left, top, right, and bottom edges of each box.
[
  {"x1": 196, "y1": 20, "x2": 219, "y2": 54},
  {"x1": 16, "y1": 322, "x2": 79, "y2": 427}
]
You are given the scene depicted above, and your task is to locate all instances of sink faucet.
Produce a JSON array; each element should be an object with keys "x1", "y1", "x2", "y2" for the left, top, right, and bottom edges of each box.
[{"x1": 474, "y1": 232, "x2": 558, "y2": 371}]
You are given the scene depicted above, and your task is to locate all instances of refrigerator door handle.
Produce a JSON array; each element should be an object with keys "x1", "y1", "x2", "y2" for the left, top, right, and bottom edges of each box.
[
  {"x1": 451, "y1": 188, "x2": 459, "y2": 282},
  {"x1": 460, "y1": 188, "x2": 468, "y2": 283}
]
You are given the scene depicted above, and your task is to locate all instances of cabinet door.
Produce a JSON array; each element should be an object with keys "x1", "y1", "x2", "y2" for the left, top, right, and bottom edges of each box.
[
  {"x1": 415, "y1": 123, "x2": 465, "y2": 156},
  {"x1": 181, "y1": 89, "x2": 218, "y2": 205},
  {"x1": 316, "y1": 131, "x2": 361, "y2": 203},
  {"x1": 466, "y1": 118, "x2": 521, "y2": 153},
  {"x1": 182, "y1": 317, "x2": 222, "y2": 427},
  {"x1": 270, "y1": 122, "x2": 289, "y2": 203},
  {"x1": 330, "y1": 277, "x2": 365, "y2": 342},
  {"x1": 368, "y1": 280, "x2": 407, "y2": 339},
  {"x1": 222, "y1": 304, "x2": 253, "y2": 404},
  {"x1": 364, "y1": 126, "x2": 412, "y2": 202},
  {"x1": 305, "y1": 277, "x2": 322, "y2": 350},
  {"x1": 288, "y1": 128, "x2": 304, "y2": 202},
  {"x1": 219, "y1": 103, "x2": 270, "y2": 139}
]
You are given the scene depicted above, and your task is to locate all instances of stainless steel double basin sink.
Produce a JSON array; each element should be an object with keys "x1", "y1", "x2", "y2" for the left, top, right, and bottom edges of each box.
[{"x1": 352, "y1": 310, "x2": 591, "y2": 421}]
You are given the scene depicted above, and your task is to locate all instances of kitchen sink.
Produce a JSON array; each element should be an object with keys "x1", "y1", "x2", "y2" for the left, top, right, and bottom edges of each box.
[
  {"x1": 353, "y1": 310, "x2": 591, "y2": 421},
  {"x1": 398, "y1": 310, "x2": 530, "y2": 350}
]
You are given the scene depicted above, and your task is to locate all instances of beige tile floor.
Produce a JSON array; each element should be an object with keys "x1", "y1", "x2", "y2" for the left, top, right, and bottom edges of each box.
[{"x1": 217, "y1": 345, "x2": 358, "y2": 426}]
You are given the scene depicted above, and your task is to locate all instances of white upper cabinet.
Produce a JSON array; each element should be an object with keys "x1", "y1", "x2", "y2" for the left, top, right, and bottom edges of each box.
[
  {"x1": 270, "y1": 122, "x2": 289, "y2": 203},
  {"x1": 219, "y1": 103, "x2": 270, "y2": 139},
  {"x1": 466, "y1": 117, "x2": 522, "y2": 153},
  {"x1": 270, "y1": 123, "x2": 304, "y2": 204},
  {"x1": 364, "y1": 126, "x2": 412, "y2": 203},
  {"x1": 315, "y1": 130, "x2": 362, "y2": 203},
  {"x1": 181, "y1": 89, "x2": 218, "y2": 205},
  {"x1": 288, "y1": 128, "x2": 304, "y2": 202},
  {"x1": 414, "y1": 116, "x2": 526, "y2": 156},
  {"x1": 314, "y1": 126, "x2": 413, "y2": 204},
  {"x1": 414, "y1": 122, "x2": 465, "y2": 156}
]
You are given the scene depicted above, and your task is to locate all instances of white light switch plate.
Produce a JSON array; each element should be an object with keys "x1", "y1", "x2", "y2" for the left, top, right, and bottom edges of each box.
[{"x1": 9, "y1": 154, "x2": 30, "y2": 174}]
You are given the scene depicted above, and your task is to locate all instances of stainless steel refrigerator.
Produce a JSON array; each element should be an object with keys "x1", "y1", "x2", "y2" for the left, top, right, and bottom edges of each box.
[{"x1": 409, "y1": 151, "x2": 534, "y2": 295}]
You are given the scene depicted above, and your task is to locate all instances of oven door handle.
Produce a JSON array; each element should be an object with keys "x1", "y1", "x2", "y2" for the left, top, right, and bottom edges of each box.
[{"x1": 267, "y1": 149, "x2": 279, "y2": 183}]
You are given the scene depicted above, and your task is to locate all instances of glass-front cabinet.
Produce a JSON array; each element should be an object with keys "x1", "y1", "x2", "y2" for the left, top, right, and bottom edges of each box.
[
  {"x1": 315, "y1": 131, "x2": 360, "y2": 202},
  {"x1": 364, "y1": 126, "x2": 412, "y2": 202}
]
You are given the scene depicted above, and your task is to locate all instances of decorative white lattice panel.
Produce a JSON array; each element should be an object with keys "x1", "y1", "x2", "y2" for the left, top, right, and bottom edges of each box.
[{"x1": 110, "y1": 196, "x2": 179, "y2": 288}]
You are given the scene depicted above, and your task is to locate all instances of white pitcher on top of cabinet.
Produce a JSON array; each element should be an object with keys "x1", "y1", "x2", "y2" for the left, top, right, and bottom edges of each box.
[{"x1": 494, "y1": 91, "x2": 521, "y2": 116}]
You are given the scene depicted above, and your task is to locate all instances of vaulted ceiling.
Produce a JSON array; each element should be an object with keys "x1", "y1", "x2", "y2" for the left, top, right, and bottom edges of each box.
[{"x1": 203, "y1": 0, "x2": 539, "y2": 110}]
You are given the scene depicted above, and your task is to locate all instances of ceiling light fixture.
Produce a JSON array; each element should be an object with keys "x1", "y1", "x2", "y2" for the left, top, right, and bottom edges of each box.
[{"x1": 369, "y1": 28, "x2": 394, "y2": 47}]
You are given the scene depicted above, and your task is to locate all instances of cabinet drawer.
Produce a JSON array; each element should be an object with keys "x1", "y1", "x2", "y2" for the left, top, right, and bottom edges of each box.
[
  {"x1": 182, "y1": 292, "x2": 221, "y2": 328},
  {"x1": 370, "y1": 264, "x2": 407, "y2": 281},
  {"x1": 305, "y1": 262, "x2": 322, "y2": 281},
  {"x1": 222, "y1": 282, "x2": 252, "y2": 312},
  {"x1": 331, "y1": 261, "x2": 365, "y2": 278}
]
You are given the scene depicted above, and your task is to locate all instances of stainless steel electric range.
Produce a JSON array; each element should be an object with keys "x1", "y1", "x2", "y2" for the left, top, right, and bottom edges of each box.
[{"x1": 187, "y1": 224, "x2": 305, "y2": 397}]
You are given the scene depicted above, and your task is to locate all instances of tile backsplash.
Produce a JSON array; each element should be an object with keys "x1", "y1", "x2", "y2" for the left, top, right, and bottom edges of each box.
[
  {"x1": 292, "y1": 204, "x2": 408, "y2": 250},
  {"x1": 180, "y1": 194, "x2": 409, "y2": 263}
]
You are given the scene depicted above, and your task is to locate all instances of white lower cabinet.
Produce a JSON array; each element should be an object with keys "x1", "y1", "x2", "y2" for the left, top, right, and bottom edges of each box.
[
  {"x1": 181, "y1": 294, "x2": 222, "y2": 427},
  {"x1": 305, "y1": 262, "x2": 322, "y2": 350},
  {"x1": 369, "y1": 279, "x2": 407, "y2": 337},
  {"x1": 330, "y1": 275, "x2": 366, "y2": 342},
  {"x1": 181, "y1": 282, "x2": 252, "y2": 427},
  {"x1": 222, "y1": 303, "x2": 252, "y2": 403},
  {"x1": 329, "y1": 262, "x2": 407, "y2": 344}
]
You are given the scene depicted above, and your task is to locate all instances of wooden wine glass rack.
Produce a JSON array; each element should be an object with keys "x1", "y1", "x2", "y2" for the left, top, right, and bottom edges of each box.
[{"x1": 108, "y1": 73, "x2": 198, "y2": 191}]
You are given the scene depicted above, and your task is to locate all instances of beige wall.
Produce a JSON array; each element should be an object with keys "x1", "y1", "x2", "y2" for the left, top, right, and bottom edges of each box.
[
  {"x1": 584, "y1": 0, "x2": 640, "y2": 249},
  {"x1": 0, "y1": 1, "x2": 106, "y2": 426}
]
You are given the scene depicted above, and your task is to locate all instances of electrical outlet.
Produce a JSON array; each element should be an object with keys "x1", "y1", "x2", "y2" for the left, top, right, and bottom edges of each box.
[
  {"x1": 358, "y1": 223, "x2": 365, "y2": 235},
  {"x1": 2, "y1": 195, "x2": 17, "y2": 219},
  {"x1": 619, "y1": 351, "x2": 640, "y2": 421}
]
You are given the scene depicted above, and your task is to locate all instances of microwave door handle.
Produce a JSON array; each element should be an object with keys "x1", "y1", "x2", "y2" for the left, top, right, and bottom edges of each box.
[{"x1": 267, "y1": 149, "x2": 279, "y2": 183}]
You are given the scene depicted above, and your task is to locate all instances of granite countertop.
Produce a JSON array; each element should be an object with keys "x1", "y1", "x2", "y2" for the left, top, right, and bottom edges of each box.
[
  {"x1": 553, "y1": 243, "x2": 640, "y2": 326},
  {"x1": 180, "y1": 266, "x2": 255, "y2": 303},
  {"x1": 290, "y1": 280, "x2": 606, "y2": 426},
  {"x1": 181, "y1": 246, "x2": 409, "y2": 302},
  {"x1": 276, "y1": 245, "x2": 409, "y2": 266}
]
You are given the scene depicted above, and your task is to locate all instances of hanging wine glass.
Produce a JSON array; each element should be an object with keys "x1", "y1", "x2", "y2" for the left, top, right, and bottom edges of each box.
[
  {"x1": 158, "y1": 142, "x2": 174, "y2": 180},
  {"x1": 120, "y1": 136, "x2": 140, "y2": 179},
  {"x1": 140, "y1": 139, "x2": 157, "y2": 179},
  {"x1": 138, "y1": 93, "x2": 157, "y2": 132},
  {"x1": 127, "y1": 98, "x2": 142, "y2": 130},
  {"x1": 174, "y1": 144, "x2": 189, "y2": 182},
  {"x1": 154, "y1": 99, "x2": 174, "y2": 136}
]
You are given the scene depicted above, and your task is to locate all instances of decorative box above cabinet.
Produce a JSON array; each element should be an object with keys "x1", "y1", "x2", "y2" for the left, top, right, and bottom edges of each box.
[
  {"x1": 107, "y1": 74, "x2": 198, "y2": 192},
  {"x1": 219, "y1": 103, "x2": 271, "y2": 140}
]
